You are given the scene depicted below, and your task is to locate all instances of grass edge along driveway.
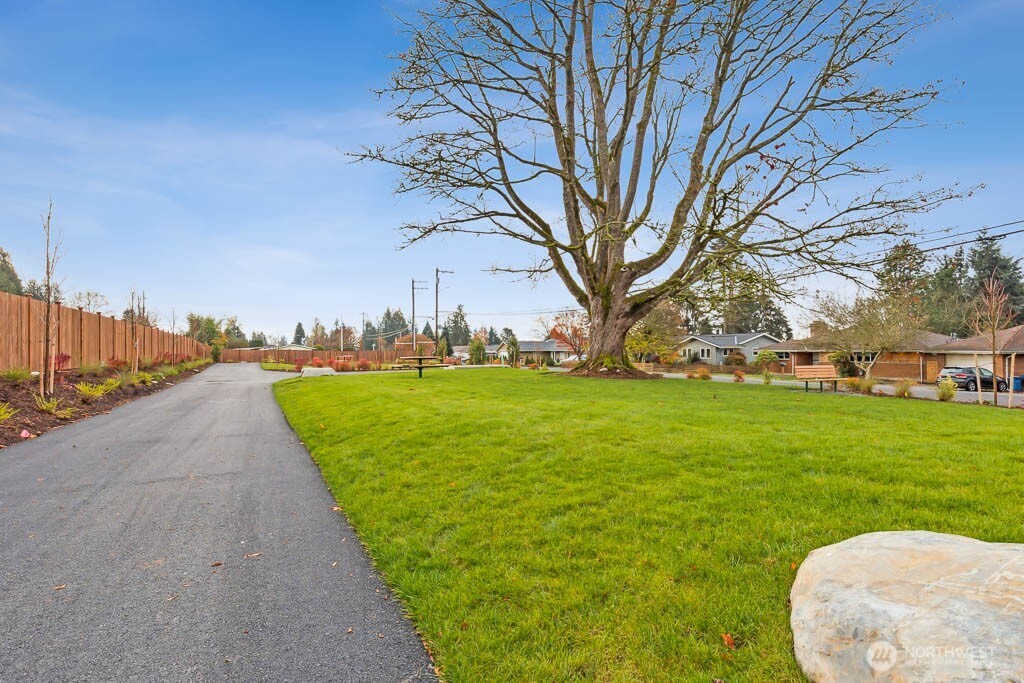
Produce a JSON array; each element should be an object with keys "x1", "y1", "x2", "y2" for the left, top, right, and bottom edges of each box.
[{"x1": 273, "y1": 369, "x2": 1024, "y2": 682}]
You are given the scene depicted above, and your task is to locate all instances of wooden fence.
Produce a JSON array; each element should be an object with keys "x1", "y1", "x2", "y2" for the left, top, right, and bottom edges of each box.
[
  {"x1": 220, "y1": 348, "x2": 404, "y2": 365},
  {"x1": 0, "y1": 290, "x2": 209, "y2": 372}
]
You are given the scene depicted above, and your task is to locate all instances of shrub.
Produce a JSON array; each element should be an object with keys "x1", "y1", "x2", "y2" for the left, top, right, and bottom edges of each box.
[
  {"x1": 117, "y1": 371, "x2": 139, "y2": 389},
  {"x1": 100, "y1": 377, "x2": 121, "y2": 394},
  {"x1": 937, "y1": 377, "x2": 957, "y2": 401},
  {"x1": 894, "y1": 378, "x2": 913, "y2": 399},
  {"x1": 762, "y1": 371, "x2": 773, "y2": 385},
  {"x1": 135, "y1": 372, "x2": 155, "y2": 386},
  {"x1": 732, "y1": 370, "x2": 745, "y2": 382},
  {"x1": 0, "y1": 402, "x2": 18, "y2": 424},
  {"x1": 1, "y1": 367, "x2": 32, "y2": 384},
  {"x1": 211, "y1": 344, "x2": 223, "y2": 363},
  {"x1": 53, "y1": 352, "x2": 72, "y2": 373},
  {"x1": 685, "y1": 371, "x2": 697, "y2": 379},
  {"x1": 844, "y1": 377, "x2": 862, "y2": 393},
  {"x1": 74, "y1": 382, "x2": 108, "y2": 403},
  {"x1": 34, "y1": 394, "x2": 74, "y2": 419},
  {"x1": 79, "y1": 363, "x2": 105, "y2": 377},
  {"x1": 339, "y1": 362, "x2": 352, "y2": 372},
  {"x1": 106, "y1": 357, "x2": 129, "y2": 371},
  {"x1": 358, "y1": 359, "x2": 371, "y2": 371},
  {"x1": 755, "y1": 350, "x2": 779, "y2": 372},
  {"x1": 294, "y1": 360, "x2": 305, "y2": 372},
  {"x1": 156, "y1": 364, "x2": 181, "y2": 377},
  {"x1": 311, "y1": 357, "x2": 325, "y2": 368},
  {"x1": 697, "y1": 367, "x2": 712, "y2": 381},
  {"x1": 859, "y1": 378, "x2": 878, "y2": 395},
  {"x1": 445, "y1": 357, "x2": 459, "y2": 365},
  {"x1": 724, "y1": 350, "x2": 747, "y2": 366},
  {"x1": 140, "y1": 357, "x2": 154, "y2": 370}
]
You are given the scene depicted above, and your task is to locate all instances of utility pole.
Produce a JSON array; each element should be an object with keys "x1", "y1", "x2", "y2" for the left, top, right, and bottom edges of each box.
[
  {"x1": 361, "y1": 312, "x2": 366, "y2": 352},
  {"x1": 412, "y1": 278, "x2": 428, "y2": 355},
  {"x1": 435, "y1": 268, "x2": 453, "y2": 357}
]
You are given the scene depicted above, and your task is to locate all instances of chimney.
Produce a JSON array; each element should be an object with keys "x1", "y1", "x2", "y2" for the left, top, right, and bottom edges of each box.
[{"x1": 809, "y1": 320, "x2": 829, "y2": 338}]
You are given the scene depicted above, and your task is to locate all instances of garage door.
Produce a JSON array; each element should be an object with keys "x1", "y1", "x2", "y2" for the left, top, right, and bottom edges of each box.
[{"x1": 946, "y1": 353, "x2": 994, "y2": 371}]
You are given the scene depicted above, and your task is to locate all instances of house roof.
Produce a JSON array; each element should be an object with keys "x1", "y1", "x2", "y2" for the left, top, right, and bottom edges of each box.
[
  {"x1": 927, "y1": 325, "x2": 1024, "y2": 354},
  {"x1": 498, "y1": 339, "x2": 571, "y2": 353},
  {"x1": 762, "y1": 329, "x2": 954, "y2": 354},
  {"x1": 395, "y1": 333, "x2": 436, "y2": 345},
  {"x1": 678, "y1": 332, "x2": 781, "y2": 348}
]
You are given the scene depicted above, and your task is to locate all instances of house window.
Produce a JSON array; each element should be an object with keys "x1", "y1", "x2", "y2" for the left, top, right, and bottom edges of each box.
[
  {"x1": 776, "y1": 352, "x2": 790, "y2": 360},
  {"x1": 852, "y1": 352, "x2": 876, "y2": 363},
  {"x1": 699, "y1": 347, "x2": 711, "y2": 360}
]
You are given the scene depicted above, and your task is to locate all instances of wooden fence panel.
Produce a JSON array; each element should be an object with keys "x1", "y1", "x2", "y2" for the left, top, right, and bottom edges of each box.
[
  {"x1": 219, "y1": 348, "x2": 403, "y2": 364},
  {"x1": 0, "y1": 290, "x2": 210, "y2": 371}
]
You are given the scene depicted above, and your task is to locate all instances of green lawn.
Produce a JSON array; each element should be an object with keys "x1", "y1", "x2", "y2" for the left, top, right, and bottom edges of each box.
[
  {"x1": 260, "y1": 360, "x2": 295, "y2": 372},
  {"x1": 273, "y1": 370, "x2": 1024, "y2": 682}
]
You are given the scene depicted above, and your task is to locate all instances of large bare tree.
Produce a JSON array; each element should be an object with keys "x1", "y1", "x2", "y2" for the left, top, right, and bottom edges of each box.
[
  {"x1": 361, "y1": 0, "x2": 956, "y2": 375},
  {"x1": 971, "y1": 274, "x2": 1015, "y2": 407}
]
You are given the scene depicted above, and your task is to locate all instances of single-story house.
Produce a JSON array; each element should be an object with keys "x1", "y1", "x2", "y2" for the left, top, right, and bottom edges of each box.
[
  {"x1": 761, "y1": 330, "x2": 953, "y2": 381},
  {"x1": 676, "y1": 332, "x2": 782, "y2": 365},
  {"x1": 495, "y1": 338, "x2": 573, "y2": 364},
  {"x1": 927, "y1": 324, "x2": 1024, "y2": 378},
  {"x1": 450, "y1": 345, "x2": 469, "y2": 361}
]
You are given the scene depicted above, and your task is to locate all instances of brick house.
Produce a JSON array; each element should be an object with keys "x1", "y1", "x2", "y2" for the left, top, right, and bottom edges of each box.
[{"x1": 760, "y1": 330, "x2": 952, "y2": 381}]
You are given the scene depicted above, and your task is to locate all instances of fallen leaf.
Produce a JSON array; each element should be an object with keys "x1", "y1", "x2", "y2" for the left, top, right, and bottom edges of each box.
[
  {"x1": 52, "y1": 584, "x2": 66, "y2": 591},
  {"x1": 243, "y1": 552, "x2": 262, "y2": 559},
  {"x1": 790, "y1": 561, "x2": 797, "y2": 570},
  {"x1": 331, "y1": 561, "x2": 338, "y2": 567},
  {"x1": 211, "y1": 561, "x2": 223, "y2": 567},
  {"x1": 377, "y1": 633, "x2": 385, "y2": 638},
  {"x1": 319, "y1": 424, "x2": 326, "y2": 430},
  {"x1": 721, "y1": 633, "x2": 736, "y2": 650},
  {"x1": 20, "y1": 429, "x2": 36, "y2": 439},
  {"x1": 331, "y1": 506, "x2": 342, "y2": 511},
  {"x1": 346, "y1": 627, "x2": 353, "y2": 634}
]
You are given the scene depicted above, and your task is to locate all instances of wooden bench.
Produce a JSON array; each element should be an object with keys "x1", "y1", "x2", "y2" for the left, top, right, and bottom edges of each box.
[{"x1": 795, "y1": 364, "x2": 841, "y2": 392}]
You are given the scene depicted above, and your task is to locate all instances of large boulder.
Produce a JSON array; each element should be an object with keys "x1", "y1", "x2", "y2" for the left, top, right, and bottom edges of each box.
[{"x1": 790, "y1": 531, "x2": 1024, "y2": 682}]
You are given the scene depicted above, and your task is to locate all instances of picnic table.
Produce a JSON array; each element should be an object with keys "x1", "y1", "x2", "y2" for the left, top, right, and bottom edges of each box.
[{"x1": 399, "y1": 356, "x2": 442, "y2": 379}]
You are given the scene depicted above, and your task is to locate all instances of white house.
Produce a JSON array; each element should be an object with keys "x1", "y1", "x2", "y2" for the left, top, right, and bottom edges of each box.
[{"x1": 676, "y1": 333, "x2": 782, "y2": 365}]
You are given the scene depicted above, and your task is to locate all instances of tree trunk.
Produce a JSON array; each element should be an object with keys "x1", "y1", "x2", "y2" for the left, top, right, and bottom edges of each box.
[
  {"x1": 1008, "y1": 353, "x2": 1017, "y2": 410},
  {"x1": 570, "y1": 304, "x2": 653, "y2": 378},
  {"x1": 974, "y1": 354, "x2": 983, "y2": 405}
]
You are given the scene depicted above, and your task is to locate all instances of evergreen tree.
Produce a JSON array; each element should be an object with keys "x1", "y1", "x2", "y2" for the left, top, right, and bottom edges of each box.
[
  {"x1": 876, "y1": 240, "x2": 929, "y2": 300},
  {"x1": 500, "y1": 327, "x2": 515, "y2": 343},
  {"x1": 422, "y1": 321, "x2": 434, "y2": 339},
  {"x1": 0, "y1": 248, "x2": 23, "y2": 295},
  {"x1": 292, "y1": 322, "x2": 306, "y2": 345},
  {"x1": 968, "y1": 237, "x2": 1024, "y2": 321},
  {"x1": 444, "y1": 304, "x2": 472, "y2": 346},
  {"x1": 487, "y1": 326, "x2": 500, "y2": 344},
  {"x1": 361, "y1": 319, "x2": 379, "y2": 350},
  {"x1": 923, "y1": 249, "x2": 971, "y2": 337},
  {"x1": 754, "y1": 300, "x2": 793, "y2": 340}
]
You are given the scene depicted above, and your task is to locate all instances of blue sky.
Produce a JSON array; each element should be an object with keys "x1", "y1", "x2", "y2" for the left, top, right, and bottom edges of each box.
[{"x1": 1, "y1": 0, "x2": 1022, "y2": 340}]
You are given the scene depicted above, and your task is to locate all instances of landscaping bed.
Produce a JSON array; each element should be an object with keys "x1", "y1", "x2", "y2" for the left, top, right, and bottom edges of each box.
[
  {"x1": 0, "y1": 357, "x2": 212, "y2": 448},
  {"x1": 274, "y1": 370, "x2": 1024, "y2": 681}
]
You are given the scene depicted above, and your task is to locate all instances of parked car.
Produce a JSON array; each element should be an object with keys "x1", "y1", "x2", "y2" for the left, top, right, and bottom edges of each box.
[{"x1": 936, "y1": 366, "x2": 1008, "y2": 392}]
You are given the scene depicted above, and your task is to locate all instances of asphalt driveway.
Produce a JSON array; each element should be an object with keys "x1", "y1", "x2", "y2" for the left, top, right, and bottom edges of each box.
[{"x1": 0, "y1": 363, "x2": 435, "y2": 681}]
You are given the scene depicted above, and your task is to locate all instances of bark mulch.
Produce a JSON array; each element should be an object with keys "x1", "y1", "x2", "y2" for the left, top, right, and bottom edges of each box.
[{"x1": 0, "y1": 364, "x2": 211, "y2": 449}]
